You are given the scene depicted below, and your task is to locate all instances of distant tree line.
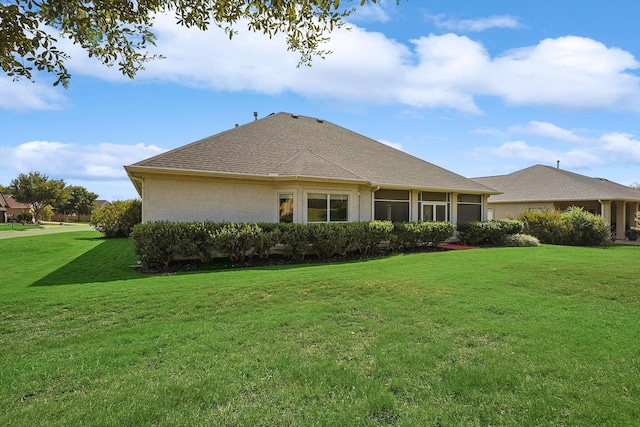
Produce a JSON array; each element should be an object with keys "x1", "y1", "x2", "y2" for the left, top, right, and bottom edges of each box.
[{"x1": 5, "y1": 171, "x2": 98, "y2": 223}]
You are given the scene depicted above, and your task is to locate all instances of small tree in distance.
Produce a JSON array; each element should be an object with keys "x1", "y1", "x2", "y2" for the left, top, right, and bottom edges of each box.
[
  {"x1": 91, "y1": 199, "x2": 142, "y2": 238},
  {"x1": 9, "y1": 172, "x2": 68, "y2": 223}
]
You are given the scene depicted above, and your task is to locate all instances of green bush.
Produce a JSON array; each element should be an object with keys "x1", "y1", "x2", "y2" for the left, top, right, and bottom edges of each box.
[
  {"x1": 278, "y1": 223, "x2": 311, "y2": 260},
  {"x1": 561, "y1": 206, "x2": 610, "y2": 246},
  {"x1": 131, "y1": 221, "x2": 183, "y2": 269},
  {"x1": 16, "y1": 212, "x2": 33, "y2": 224},
  {"x1": 91, "y1": 199, "x2": 141, "y2": 238},
  {"x1": 457, "y1": 219, "x2": 524, "y2": 246},
  {"x1": 212, "y1": 223, "x2": 262, "y2": 261},
  {"x1": 360, "y1": 221, "x2": 394, "y2": 254},
  {"x1": 503, "y1": 234, "x2": 540, "y2": 247},
  {"x1": 393, "y1": 221, "x2": 454, "y2": 249},
  {"x1": 518, "y1": 207, "x2": 609, "y2": 246}
]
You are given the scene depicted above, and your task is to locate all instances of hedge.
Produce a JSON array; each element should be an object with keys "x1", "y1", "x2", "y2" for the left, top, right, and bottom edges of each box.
[
  {"x1": 457, "y1": 219, "x2": 524, "y2": 246},
  {"x1": 130, "y1": 220, "x2": 454, "y2": 271},
  {"x1": 518, "y1": 207, "x2": 609, "y2": 246}
]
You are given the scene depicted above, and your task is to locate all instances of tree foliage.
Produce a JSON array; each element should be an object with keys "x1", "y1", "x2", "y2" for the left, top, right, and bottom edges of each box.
[
  {"x1": 55, "y1": 185, "x2": 99, "y2": 217},
  {"x1": 91, "y1": 199, "x2": 142, "y2": 238},
  {"x1": 9, "y1": 171, "x2": 68, "y2": 223},
  {"x1": 1, "y1": 0, "x2": 382, "y2": 87}
]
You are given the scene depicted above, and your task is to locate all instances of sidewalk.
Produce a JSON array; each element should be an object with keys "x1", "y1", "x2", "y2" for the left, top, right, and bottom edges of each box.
[{"x1": 0, "y1": 223, "x2": 96, "y2": 239}]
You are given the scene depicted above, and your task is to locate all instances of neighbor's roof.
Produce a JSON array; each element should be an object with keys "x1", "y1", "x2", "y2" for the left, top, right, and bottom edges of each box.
[
  {"x1": 473, "y1": 165, "x2": 640, "y2": 203},
  {"x1": 0, "y1": 194, "x2": 31, "y2": 209},
  {"x1": 126, "y1": 112, "x2": 497, "y2": 194}
]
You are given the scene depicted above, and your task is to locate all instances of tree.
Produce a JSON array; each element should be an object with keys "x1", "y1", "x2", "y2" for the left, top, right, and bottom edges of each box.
[
  {"x1": 55, "y1": 185, "x2": 99, "y2": 220},
  {"x1": 1, "y1": 0, "x2": 383, "y2": 88},
  {"x1": 91, "y1": 199, "x2": 142, "y2": 238},
  {"x1": 9, "y1": 171, "x2": 68, "y2": 223},
  {"x1": 630, "y1": 182, "x2": 640, "y2": 190}
]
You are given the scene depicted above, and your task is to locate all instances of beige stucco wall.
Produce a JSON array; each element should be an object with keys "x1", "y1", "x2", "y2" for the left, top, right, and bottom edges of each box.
[
  {"x1": 487, "y1": 202, "x2": 556, "y2": 220},
  {"x1": 140, "y1": 174, "x2": 374, "y2": 223}
]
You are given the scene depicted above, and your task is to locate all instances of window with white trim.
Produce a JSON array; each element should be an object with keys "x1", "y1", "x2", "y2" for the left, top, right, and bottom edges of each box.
[
  {"x1": 307, "y1": 193, "x2": 348, "y2": 223},
  {"x1": 420, "y1": 192, "x2": 450, "y2": 222}
]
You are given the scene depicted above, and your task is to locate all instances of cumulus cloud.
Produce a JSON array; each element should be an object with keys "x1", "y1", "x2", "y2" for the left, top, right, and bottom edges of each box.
[
  {"x1": 428, "y1": 14, "x2": 521, "y2": 32},
  {"x1": 475, "y1": 122, "x2": 640, "y2": 172},
  {"x1": 5, "y1": 15, "x2": 640, "y2": 114},
  {"x1": 509, "y1": 121, "x2": 590, "y2": 144},
  {"x1": 0, "y1": 141, "x2": 166, "y2": 181},
  {"x1": 0, "y1": 77, "x2": 66, "y2": 111}
]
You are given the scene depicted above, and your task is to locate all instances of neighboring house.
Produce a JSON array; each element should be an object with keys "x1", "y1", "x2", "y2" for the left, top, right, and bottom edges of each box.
[
  {"x1": 125, "y1": 112, "x2": 498, "y2": 225},
  {"x1": 473, "y1": 165, "x2": 640, "y2": 239},
  {"x1": 51, "y1": 200, "x2": 111, "y2": 222},
  {"x1": 0, "y1": 193, "x2": 33, "y2": 223}
]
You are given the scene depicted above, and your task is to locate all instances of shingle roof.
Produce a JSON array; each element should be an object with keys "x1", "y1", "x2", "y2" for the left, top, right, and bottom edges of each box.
[
  {"x1": 0, "y1": 194, "x2": 31, "y2": 209},
  {"x1": 473, "y1": 165, "x2": 640, "y2": 202},
  {"x1": 128, "y1": 112, "x2": 496, "y2": 193}
]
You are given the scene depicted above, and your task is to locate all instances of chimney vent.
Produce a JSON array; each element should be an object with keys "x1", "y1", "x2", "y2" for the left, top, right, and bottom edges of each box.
[
  {"x1": 253, "y1": 112, "x2": 258, "y2": 121},
  {"x1": 557, "y1": 160, "x2": 560, "y2": 169}
]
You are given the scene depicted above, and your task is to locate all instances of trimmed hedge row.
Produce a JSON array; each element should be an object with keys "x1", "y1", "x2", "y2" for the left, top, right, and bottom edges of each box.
[
  {"x1": 457, "y1": 219, "x2": 524, "y2": 246},
  {"x1": 130, "y1": 220, "x2": 454, "y2": 270}
]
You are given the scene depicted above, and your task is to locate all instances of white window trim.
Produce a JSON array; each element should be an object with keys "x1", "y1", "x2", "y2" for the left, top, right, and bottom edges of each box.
[{"x1": 304, "y1": 190, "x2": 351, "y2": 223}]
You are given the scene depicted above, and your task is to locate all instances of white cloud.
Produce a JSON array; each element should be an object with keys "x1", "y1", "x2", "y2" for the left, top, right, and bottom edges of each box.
[
  {"x1": 489, "y1": 140, "x2": 601, "y2": 168},
  {"x1": 0, "y1": 77, "x2": 66, "y2": 111},
  {"x1": 0, "y1": 141, "x2": 166, "y2": 182},
  {"x1": 490, "y1": 36, "x2": 640, "y2": 111},
  {"x1": 510, "y1": 121, "x2": 590, "y2": 144},
  {"x1": 5, "y1": 16, "x2": 640, "y2": 115},
  {"x1": 428, "y1": 14, "x2": 521, "y2": 32},
  {"x1": 599, "y1": 133, "x2": 640, "y2": 163}
]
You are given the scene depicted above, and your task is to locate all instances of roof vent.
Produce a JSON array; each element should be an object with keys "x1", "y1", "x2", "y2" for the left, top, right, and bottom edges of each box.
[
  {"x1": 291, "y1": 114, "x2": 299, "y2": 119},
  {"x1": 316, "y1": 118, "x2": 324, "y2": 123},
  {"x1": 253, "y1": 112, "x2": 258, "y2": 121}
]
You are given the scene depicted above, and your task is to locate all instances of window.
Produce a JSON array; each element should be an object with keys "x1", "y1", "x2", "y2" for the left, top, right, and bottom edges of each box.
[
  {"x1": 279, "y1": 193, "x2": 293, "y2": 223},
  {"x1": 374, "y1": 189, "x2": 410, "y2": 222},
  {"x1": 420, "y1": 192, "x2": 449, "y2": 221},
  {"x1": 307, "y1": 193, "x2": 348, "y2": 223},
  {"x1": 457, "y1": 193, "x2": 482, "y2": 223}
]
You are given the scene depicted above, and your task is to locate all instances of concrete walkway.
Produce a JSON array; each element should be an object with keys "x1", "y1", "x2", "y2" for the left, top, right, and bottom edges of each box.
[{"x1": 0, "y1": 222, "x2": 96, "y2": 239}]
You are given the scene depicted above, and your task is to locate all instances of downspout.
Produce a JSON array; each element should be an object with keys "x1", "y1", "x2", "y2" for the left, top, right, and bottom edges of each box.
[{"x1": 372, "y1": 186, "x2": 380, "y2": 221}]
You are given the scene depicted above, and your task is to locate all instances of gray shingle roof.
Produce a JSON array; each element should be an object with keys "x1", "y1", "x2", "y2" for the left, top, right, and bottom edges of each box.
[
  {"x1": 473, "y1": 165, "x2": 640, "y2": 202},
  {"x1": 128, "y1": 112, "x2": 496, "y2": 193}
]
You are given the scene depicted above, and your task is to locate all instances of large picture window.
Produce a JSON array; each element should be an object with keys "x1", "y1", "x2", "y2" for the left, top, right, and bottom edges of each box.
[
  {"x1": 279, "y1": 193, "x2": 293, "y2": 223},
  {"x1": 308, "y1": 193, "x2": 348, "y2": 223}
]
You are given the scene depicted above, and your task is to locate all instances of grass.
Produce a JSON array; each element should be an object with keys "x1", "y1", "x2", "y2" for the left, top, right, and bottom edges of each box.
[
  {"x1": 1, "y1": 231, "x2": 639, "y2": 426},
  {"x1": 0, "y1": 223, "x2": 43, "y2": 232}
]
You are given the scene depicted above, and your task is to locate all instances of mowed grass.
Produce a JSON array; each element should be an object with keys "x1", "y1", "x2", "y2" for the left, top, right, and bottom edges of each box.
[{"x1": 1, "y1": 231, "x2": 639, "y2": 426}]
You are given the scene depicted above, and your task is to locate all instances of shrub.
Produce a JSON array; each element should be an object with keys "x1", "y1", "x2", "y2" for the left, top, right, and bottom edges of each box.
[
  {"x1": 91, "y1": 199, "x2": 142, "y2": 238},
  {"x1": 503, "y1": 234, "x2": 540, "y2": 247},
  {"x1": 518, "y1": 207, "x2": 609, "y2": 246},
  {"x1": 518, "y1": 209, "x2": 567, "y2": 244},
  {"x1": 361, "y1": 221, "x2": 394, "y2": 254},
  {"x1": 561, "y1": 206, "x2": 609, "y2": 246},
  {"x1": 131, "y1": 221, "x2": 183, "y2": 269},
  {"x1": 16, "y1": 212, "x2": 33, "y2": 224},
  {"x1": 212, "y1": 223, "x2": 262, "y2": 261},
  {"x1": 457, "y1": 219, "x2": 524, "y2": 246},
  {"x1": 278, "y1": 223, "x2": 311, "y2": 260},
  {"x1": 393, "y1": 221, "x2": 455, "y2": 249}
]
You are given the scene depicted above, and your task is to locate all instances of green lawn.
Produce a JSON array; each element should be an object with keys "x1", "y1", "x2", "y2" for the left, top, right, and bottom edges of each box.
[
  {"x1": 1, "y1": 231, "x2": 639, "y2": 426},
  {"x1": 0, "y1": 223, "x2": 43, "y2": 232}
]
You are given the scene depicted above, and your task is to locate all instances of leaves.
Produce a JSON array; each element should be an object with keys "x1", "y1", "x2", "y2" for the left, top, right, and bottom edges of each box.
[{"x1": 1, "y1": 0, "x2": 383, "y2": 87}]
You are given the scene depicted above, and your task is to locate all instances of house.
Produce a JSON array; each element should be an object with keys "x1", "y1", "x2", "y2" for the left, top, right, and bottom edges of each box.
[
  {"x1": 51, "y1": 199, "x2": 112, "y2": 223},
  {"x1": 125, "y1": 112, "x2": 499, "y2": 225},
  {"x1": 0, "y1": 193, "x2": 33, "y2": 223},
  {"x1": 473, "y1": 164, "x2": 640, "y2": 239}
]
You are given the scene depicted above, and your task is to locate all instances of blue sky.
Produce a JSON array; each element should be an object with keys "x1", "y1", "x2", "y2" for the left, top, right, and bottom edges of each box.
[{"x1": 1, "y1": 0, "x2": 639, "y2": 201}]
